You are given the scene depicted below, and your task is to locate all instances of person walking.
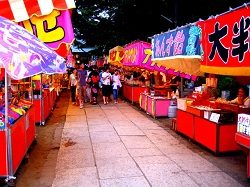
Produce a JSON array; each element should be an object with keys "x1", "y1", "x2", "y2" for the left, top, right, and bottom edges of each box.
[
  {"x1": 77, "y1": 63, "x2": 87, "y2": 109},
  {"x1": 102, "y1": 66, "x2": 112, "y2": 105},
  {"x1": 90, "y1": 68, "x2": 100, "y2": 104},
  {"x1": 69, "y1": 68, "x2": 77, "y2": 105},
  {"x1": 112, "y1": 69, "x2": 122, "y2": 104}
]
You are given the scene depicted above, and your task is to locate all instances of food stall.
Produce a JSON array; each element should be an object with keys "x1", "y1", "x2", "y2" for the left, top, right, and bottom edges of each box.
[
  {"x1": 148, "y1": 25, "x2": 203, "y2": 118},
  {"x1": 176, "y1": 91, "x2": 243, "y2": 154},
  {"x1": 121, "y1": 41, "x2": 175, "y2": 117},
  {"x1": 176, "y1": 3, "x2": 250, "y2": 159},
  {"x1": 0, "y1": 15, "x2": 67, "y2": 184},
  {"x1": 201, "y1": 3, "x2": 250, "y2": 177}
]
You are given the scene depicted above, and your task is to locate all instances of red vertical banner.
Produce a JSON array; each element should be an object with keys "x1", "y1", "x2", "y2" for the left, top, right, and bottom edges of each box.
[{"x1": 199, "y1": 4, "x2": 250, "y2": 75}]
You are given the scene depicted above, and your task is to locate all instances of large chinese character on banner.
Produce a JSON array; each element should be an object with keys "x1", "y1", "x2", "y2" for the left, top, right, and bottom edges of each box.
[
  {"x1": 19, "y1": 10, "x2": 74, "y2": 58},
  {"x1": 199, "y1": 4, "x2": 250, "y2": 76},
  {"x1": 108, "y1": 46, "x2": 124, "y2": 67}
]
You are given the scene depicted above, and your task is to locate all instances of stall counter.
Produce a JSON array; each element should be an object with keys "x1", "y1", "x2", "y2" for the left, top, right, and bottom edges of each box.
[
  {"x1": 176, "y1": 108, "x2": 240, "y2": 154},
  {"x1": 33, "y1": 88, "x2": 57, "y2": 124},
  {"x1": 140, "y1": 93, "x2": 174, "y2": 118},
  {"x1": 122, "y1": 84, "x2": 146, "y2": 103},
  {"x1": 235, "y1": 133, "x2": 250, "y2": 178},
  {"x1": 0, "y1": 106, "x2": 35, "y2": 176}
]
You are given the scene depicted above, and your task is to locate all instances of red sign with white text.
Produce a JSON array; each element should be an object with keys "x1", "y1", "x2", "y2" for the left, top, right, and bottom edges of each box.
[{"x1": 199, "y1": 5, "x2": 250, "y2": 75}]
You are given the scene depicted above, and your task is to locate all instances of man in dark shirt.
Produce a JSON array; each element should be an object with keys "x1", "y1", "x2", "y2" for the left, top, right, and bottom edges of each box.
[{"x1": 77, "y1": 63, "x2": 87, "y2": 109}]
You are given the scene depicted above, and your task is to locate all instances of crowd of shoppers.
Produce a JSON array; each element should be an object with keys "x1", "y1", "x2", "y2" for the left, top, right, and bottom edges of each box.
[{"x1": 69, "y1": 63, "x2": 122, "y2": 108}]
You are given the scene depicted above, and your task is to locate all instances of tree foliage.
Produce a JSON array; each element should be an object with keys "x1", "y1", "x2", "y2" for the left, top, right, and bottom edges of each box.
[{"x1": 72, "y1": 0, "x2": 248, "y2": 55}]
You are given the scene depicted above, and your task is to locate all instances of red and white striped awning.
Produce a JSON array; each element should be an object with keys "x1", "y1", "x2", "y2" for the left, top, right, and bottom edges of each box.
[{"x1": 0, "y1": 0, "x2": 76, "y2": 22}]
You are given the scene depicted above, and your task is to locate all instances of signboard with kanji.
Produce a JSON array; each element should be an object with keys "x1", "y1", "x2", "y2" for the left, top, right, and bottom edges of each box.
[
  {"x1": 151, "y1": 25, "x2": 203, "y2": 76},
  {"x1": 199, "y1": 5, "x2": 250, "y2": 76},
  {"x1": 19, "y1": 10, "x2": 74, "y2": 58}
]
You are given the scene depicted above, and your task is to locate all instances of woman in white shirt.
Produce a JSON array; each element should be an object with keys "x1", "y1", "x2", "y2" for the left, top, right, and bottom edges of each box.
[
  {"x1": 112, "y1": 70, "x2": 122, "y2": 104},
  {"x1": 102, "y1": 67, "x2": 112, "y2": 104},
  {"x1": 69, "y1": 69, "x2": 78, "y2": 104},
  {"x1": 230, "y1": 86, "x2": 250, "y2": 108}
]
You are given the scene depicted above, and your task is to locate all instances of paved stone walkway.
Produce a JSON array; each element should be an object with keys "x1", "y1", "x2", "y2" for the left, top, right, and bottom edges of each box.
[{"x1": 52, "y1": 102, "x2": 243, "y2": 187}]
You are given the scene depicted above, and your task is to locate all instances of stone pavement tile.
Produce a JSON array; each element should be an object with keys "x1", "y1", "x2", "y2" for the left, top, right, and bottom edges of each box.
[
  {"x1": 143, "y1": 169, "x2": 198, "y2": 187},
  {"x1": 96, "y1": 157, "x2": 143, "y2": 179},
  {"x1": 187, "y1": 171, "x2": 243, "y2": 187},
  {"x1": 157, "y1": 144, "x2": 193, "y2": 155},
  {"x1": 66, "y1": 110, "x2": 86, "y2": 116},
  {"x1": 93, "y1": 142, "x2": 130, "y2": 159},
  {"x1": 114, "y1": 126, "x2": 145, "y2": 136},
  {"x1": 101, "y1": 106, "x2": 118, "y2": 110},
  {"x1": 121, "y1": 136, "x2": 156, "y2": 149},
  {"x1": 134, "y1": 155, "x2": 174, "y2": 165},
  {"x1": 87, "y1": 114, "x2": 107, "y2": 119},
  {"x1": 147, "y1": 134, "x2": 180, "y2": 145},
  {"x1": 62, "y1": 126, "x2": 89, "y2": 138},
  {"x1": 88, "y1": 119, "x2": 110, "y2": 126},
  {"x1": 61, "y1": 136, "x2": 92, "y2": 150},
  {"x1": 66, "y1": 115, "x2": 87, "y2": 122},
  {"x1": 90, "y1": 131, "x2": 120, "y2": 143},
  {"x1": 110, "y1": 120, "x2": 135, "y2": 127},
  {"x1": 143, "y1": 129, "x2": 170, "y2": 137},
  {"x1": 100, "y1": 176, "x2": 150, "y2": 187},
  {"x1": 128, "y1": 148, "x2": 163, "y2": 157},
  {"x1": 52, "y1": 167, "x2": 99, "y2": 187},
  {"x1": 106, "y1": 115, "x2": 128, "y2": 121},
  {"x1": 64, "y1": 121, "x2": 88, "y2": 128},
  {"x1": 89, "y1": 124, "x2": 115, "y2": 132},
  {"x1": 168, "y1": 153, "x2": 221, "y2": 172},
  {"x1": 56, "y1": 148, "x2": 95, "y2": 171},
  {"x1": 135, "y1": 123, "x2": 164, "y2": 130},
  {"x1": 129, "y1": 118, "x2": 154, "y2": 124},
  {"x1": 123, "y1": 112, "x2": 144, "y2": 116},
  {"x1": 85, "y1": 108, "x2": 103, "y2": 113}
]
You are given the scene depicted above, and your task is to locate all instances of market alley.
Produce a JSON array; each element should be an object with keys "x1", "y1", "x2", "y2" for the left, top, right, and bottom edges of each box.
[{"x1": 49, "y1": 99, "x2": 246, "y2": 187}]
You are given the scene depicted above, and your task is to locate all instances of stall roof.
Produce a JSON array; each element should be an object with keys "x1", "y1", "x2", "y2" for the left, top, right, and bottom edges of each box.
[{"x1": 0, "y1": 0, "x2": 75, "y2": 22}]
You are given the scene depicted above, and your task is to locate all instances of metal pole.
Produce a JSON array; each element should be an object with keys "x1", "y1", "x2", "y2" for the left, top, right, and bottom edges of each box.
[
  {"x1": 132, "y1": 80, "x2": 134, "y2": 104},
  {"x1": 180, "y1": 78, "x2": 184, "y2": 98},
  {"x1": 5, "y1": 71, "x2": 14, "y2": 181},
  {"x1": 40, "y1": 74, "x2": 44, "y2": 125}
]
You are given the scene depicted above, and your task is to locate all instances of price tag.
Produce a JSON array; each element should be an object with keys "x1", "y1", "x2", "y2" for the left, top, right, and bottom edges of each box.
[{"x1": 210, "y1": 113, "x2": 220, "y2": 123}]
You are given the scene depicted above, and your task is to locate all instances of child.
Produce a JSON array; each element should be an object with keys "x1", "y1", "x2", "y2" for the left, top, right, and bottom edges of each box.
[{"x1": 86, "y1": 77, "x2": 92, "y2": 103}]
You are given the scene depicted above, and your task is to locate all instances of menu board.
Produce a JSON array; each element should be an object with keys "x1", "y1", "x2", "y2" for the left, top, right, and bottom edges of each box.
[{"x1": 237, "y1": 114, "x2": 250, "y2": 136}]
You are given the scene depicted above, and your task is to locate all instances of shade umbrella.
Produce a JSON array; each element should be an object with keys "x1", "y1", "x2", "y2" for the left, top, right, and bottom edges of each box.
[{"x1": 0, "y1": 16, "x2": 66, "y2": 80}]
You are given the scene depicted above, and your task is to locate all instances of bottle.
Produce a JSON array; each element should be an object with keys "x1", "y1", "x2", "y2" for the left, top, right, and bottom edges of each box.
[{"x1": 175, "y1": 89, "x2": 179, "y2": 98}]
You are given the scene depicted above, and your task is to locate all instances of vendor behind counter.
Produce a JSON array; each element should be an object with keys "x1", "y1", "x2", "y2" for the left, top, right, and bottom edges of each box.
[{"x1": 229, "y1": 86, "x2": 250, "y2": 108}]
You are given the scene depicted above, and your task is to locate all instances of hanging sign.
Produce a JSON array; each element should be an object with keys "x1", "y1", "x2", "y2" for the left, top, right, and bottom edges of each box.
[
  {"x1": 152, "y1": 25, "x2": 202, "y2": 60},
  {"x1": 199, "y1": 5, "x2": 250, "y2": 76},
  {"x1": 151, "y1": 25, "x2": 203, "y2": 76},
  {"x1": 19, "y1": 10, "x2": 75, "y2": 57},
  {"x1": 108, "y1": 46, "x2": 124, "y2": 67}
]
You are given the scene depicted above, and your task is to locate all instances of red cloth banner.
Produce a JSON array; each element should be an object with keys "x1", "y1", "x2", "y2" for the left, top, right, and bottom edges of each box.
[{"x1": 199, "y1": 4, "x2": 250, "y2": 76}]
